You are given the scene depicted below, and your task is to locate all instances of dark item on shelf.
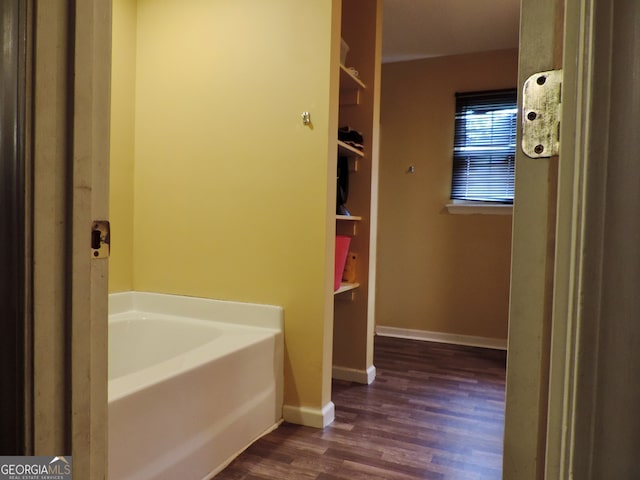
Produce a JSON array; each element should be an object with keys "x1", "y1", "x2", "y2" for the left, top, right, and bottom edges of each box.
[
  {"x1": 336, "y1": 156, "x2": 350, "y2": 215},
  {"x1": 338, "y1": 126, "x2": 364, "y2": 151}
]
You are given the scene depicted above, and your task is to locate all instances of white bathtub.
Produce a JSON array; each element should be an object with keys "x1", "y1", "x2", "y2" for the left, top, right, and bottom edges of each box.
[{"x1": 108, "y1": 292, "x2": 284, "y2": 480}]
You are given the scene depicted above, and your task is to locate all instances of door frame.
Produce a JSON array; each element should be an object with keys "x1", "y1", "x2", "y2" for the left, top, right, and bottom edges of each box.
[
  {"x1": 31, "y1": 0, "x2": 111, "y2": 477},
  {"x1": 543, "y1": 0, "x2": 593, "y2": 475},
  {"x1": 69, "y1": 0, "x2": 111, "y2": 476},
  {"x1": 0, "y1": 0, "x2": 27, "y2": 454},
  {"x1": 547, "y1": 0, "x2": 640, "y2": 477},
  {"x1": 507, "y1": 0, "x2": 640, "y2": 477}
]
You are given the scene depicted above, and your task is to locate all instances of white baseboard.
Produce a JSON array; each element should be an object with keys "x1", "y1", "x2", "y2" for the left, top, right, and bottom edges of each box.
[
  {"x1": 376, "y1": 325, "x2": 507, "y2": 350},
  {"x1": 332, "y1": 365, "x2": 376, "y2": 384},
  {"x1": 282, "y1": 401, "x2": 335, "y2": 428}
]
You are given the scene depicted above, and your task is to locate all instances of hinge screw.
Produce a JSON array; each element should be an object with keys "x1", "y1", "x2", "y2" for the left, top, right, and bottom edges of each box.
[
  {"x1": 534, "y1": 144, "x2": 545, "y2": 154},
  {"x1": 527, "y1": 111, "x2": 537, "y2": 121}
]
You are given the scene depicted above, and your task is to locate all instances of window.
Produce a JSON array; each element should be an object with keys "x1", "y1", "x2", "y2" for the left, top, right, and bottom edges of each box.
[{"x1": 451, "y1": 89, "x2": 517, "y2": 204}]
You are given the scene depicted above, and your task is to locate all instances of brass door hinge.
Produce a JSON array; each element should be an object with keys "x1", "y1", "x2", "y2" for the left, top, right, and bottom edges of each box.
[
  {"x1": 91, "y1": 220, "x2": 110, "y2": 259},
  {"x1": 522, "y1": 69, "x2": 562, "y2": 158}
]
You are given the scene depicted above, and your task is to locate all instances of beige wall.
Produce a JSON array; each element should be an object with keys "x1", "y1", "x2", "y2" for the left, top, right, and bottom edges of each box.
[
  {"x1": 110, "y1": 0, "x2": 340, "y2": 416},
  {"x1": 377, "y1": 49, "x2": 518, "y2": 340}
]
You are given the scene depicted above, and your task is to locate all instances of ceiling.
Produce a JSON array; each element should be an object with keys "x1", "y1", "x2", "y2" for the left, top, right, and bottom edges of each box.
[{"x1": 382, "y1": 0, "x2": 521, "y2": 63}]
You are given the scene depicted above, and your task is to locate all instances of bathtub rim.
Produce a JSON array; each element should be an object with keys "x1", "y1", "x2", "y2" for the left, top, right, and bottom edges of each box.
[{"x1": 109, "y1": 291, "x2": 283, "y2": 331}]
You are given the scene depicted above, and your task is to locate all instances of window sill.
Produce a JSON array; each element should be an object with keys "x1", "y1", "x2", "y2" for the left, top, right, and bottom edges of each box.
[{"x1": 445, "y1": 202, "x2": 513, "y2": 215}]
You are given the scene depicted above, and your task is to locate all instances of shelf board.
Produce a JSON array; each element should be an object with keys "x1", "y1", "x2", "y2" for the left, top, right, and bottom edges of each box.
[
  {"x1": 336, "y1": 214, "x2": 362, "y2": 221},
  {"x1": 340, "y1": 64, "x2": 366, "y2": 89},
  {"x1": 337, "y1": 140, "x2": 365, "y2": 158},
  {"x1": 334, "y1": 282, "x2": 360, "y2": 295}
]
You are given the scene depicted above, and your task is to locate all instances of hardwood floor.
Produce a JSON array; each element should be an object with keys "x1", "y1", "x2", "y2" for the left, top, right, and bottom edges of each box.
[{"x1": 216, "y1": 336, "x2": 507, "y2": 480}]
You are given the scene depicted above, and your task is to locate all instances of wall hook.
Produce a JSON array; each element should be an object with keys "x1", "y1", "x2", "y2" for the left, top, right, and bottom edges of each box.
[{"x1": 301, "y1": 111, "x2": 311, "y2": 126}]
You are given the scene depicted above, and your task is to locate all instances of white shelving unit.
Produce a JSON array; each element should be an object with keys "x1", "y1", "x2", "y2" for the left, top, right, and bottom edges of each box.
[
  {"x1": 331, "y1": 0, "x2": 381, "y2": 385},
  {"x1": 334, "y1": 282, "x2": 360, "y2": 296},
  {"x1": 337, "y1": 140, "x2": 365, "y2": 158}
]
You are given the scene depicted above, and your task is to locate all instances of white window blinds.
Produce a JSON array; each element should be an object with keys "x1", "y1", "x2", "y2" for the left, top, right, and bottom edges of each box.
[{"x1": 451, "y1": 89, "x2": 517, "y2": 204}]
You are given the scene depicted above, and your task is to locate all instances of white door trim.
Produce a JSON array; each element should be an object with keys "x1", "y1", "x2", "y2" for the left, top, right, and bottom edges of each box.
[
  {"x1": 31, "y1": 1, "x2": 111, "y2": 477},
  {"x1": 548, "y1": 0, "x2": 640, "y2": 477},
  {"x1": 69, "y1": 0, "x2": 111, "y2": 478},
  {"x1": 502, "y1": 0, "x2": 564, "y2": 477},
  {"x1": 544, "y1": 0, "x2": 596, "y2": 476}
]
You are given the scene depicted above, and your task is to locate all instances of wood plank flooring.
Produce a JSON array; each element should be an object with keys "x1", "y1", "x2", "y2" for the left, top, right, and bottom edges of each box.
[{"x1": 215, "y1": 336, "x2": 507, "y2": 480}]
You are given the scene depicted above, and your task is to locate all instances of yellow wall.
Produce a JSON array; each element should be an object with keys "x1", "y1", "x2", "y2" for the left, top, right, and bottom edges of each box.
[
  {"x1": 110, "y1": 0, "x2": 340, "y2": 414},
  {"x1": 108, "y1": 0, "x2": 137, "y2": 292},
  {"x1": 377, "y1": 50, "x2": 518, "y2": 340}
]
